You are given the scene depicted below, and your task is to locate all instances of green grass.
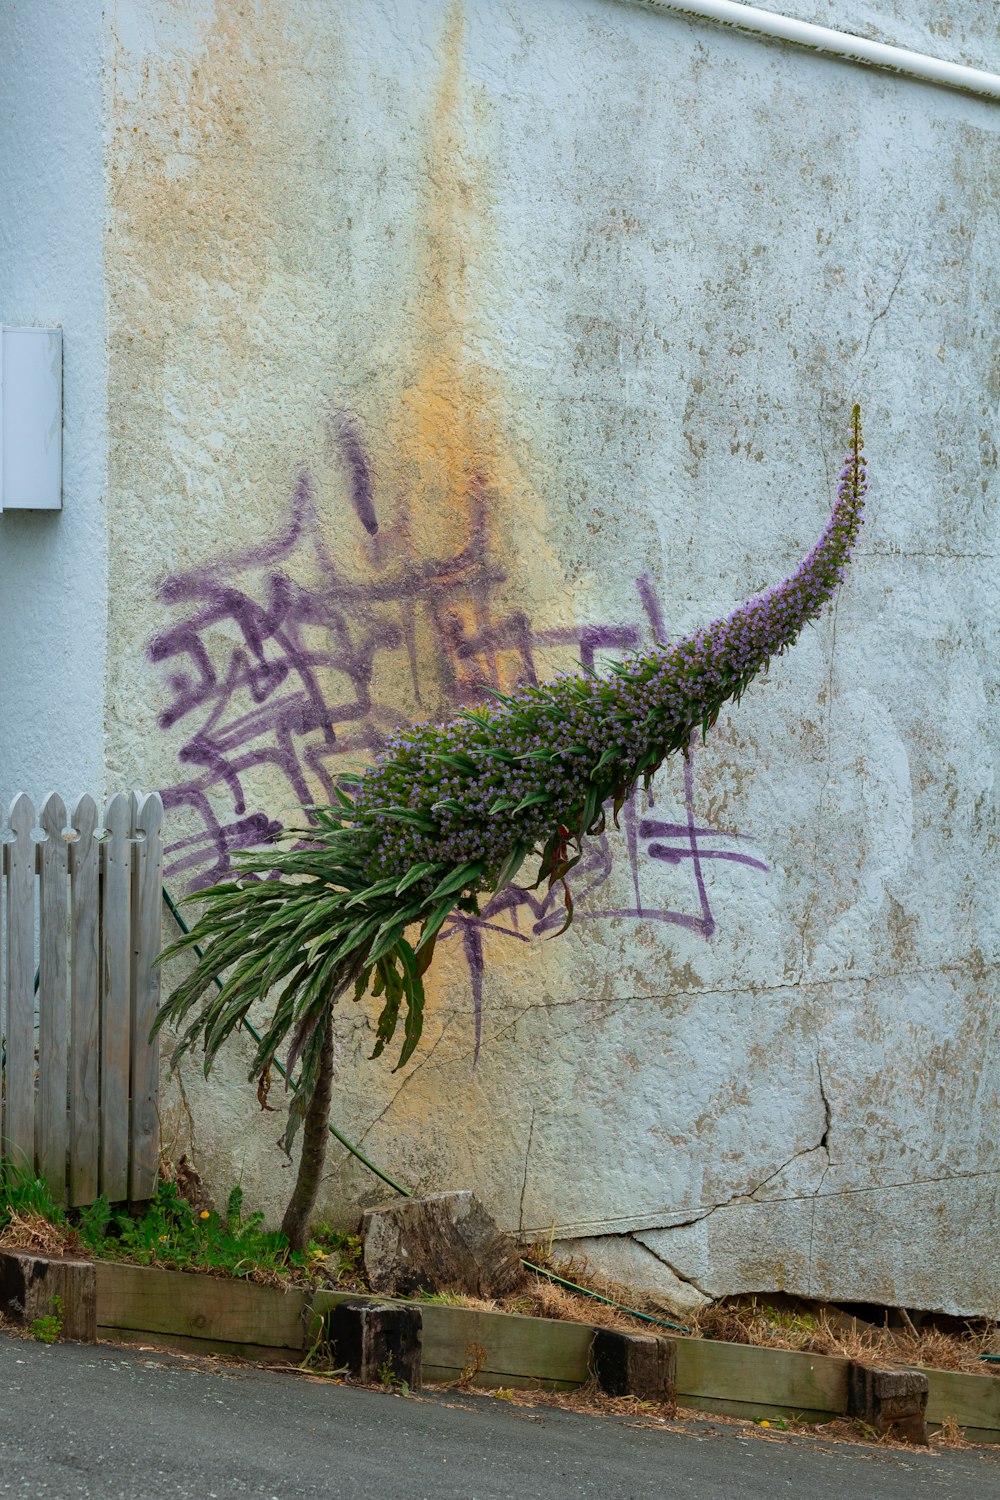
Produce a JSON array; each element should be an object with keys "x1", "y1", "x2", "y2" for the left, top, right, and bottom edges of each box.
[
  {"x1": 0, "y1": 1160, "x2": 68, "y2": 1232},
  {"x1": 1, "y1": 1169, "x2": 362, "y2": 1286}
]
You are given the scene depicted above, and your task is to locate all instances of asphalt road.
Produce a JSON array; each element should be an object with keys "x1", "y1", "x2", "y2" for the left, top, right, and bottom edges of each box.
[{"x1": 1, "y1": 1333, "x2": 997, "y2": 1499}]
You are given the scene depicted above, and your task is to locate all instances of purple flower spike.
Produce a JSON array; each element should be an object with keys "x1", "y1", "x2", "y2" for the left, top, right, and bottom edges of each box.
[{"x1": 161, "y1": 409, "x2": 869, "y2": 1113}]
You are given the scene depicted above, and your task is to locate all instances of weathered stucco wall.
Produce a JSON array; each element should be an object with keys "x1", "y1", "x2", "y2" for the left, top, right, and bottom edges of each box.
[
  {"x1": 0, "y1": 0, "x2": 108, "y2": 805},
  {"x1": 99, "y1": 0, "x2": 998, "y2": 1314}
]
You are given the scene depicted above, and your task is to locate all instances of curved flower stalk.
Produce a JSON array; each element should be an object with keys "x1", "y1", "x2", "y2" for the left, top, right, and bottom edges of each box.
[{"x1": 157, "y1": 408, "x2": 867, "y2": 1248}]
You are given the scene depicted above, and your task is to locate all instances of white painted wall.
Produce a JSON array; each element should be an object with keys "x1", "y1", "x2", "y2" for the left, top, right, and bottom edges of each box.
[
  {"x1": 3, "y1": 0, "x2": 999, "y2": 1317},
  {"x1": 0, "y1": 0, "x2": 107, "y2": 806}
]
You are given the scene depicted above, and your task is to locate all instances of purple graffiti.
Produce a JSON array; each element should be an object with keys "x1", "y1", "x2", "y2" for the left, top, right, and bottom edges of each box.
[{"x1": 149, "y1": 419, "x2": 769, "y2": 1048}]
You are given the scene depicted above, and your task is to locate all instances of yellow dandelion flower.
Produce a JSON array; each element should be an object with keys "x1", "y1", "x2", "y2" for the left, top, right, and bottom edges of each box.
[{"x1": 199, "y1": 1210, "x2": 211, "y2": 1220}]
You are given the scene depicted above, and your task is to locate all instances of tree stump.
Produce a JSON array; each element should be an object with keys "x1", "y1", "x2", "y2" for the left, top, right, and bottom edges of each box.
[{"x1": 362, "y1": 1191, "x2": 525, "y2": 1299}]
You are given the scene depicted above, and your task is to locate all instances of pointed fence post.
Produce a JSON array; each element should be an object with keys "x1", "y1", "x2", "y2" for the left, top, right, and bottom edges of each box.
[
  {"x1": 100, "y1": 793, "x2": 132, "y2": 1201},
  {"x1": 38, "y1": 794, "x2": 70, "y2": 1198},
  {"x1": 3, "y1": 795, "x2": 37, "y2": 1172},
  {"x1": 69, "y1": 795, "x2": 101, "y2": 1206},
  {"x1": 129, "y1": 792, "x2": 163, "y2": 1201}
]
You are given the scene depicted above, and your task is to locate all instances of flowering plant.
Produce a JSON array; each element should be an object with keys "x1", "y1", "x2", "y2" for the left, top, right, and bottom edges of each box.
[{"x1": 157, "y1": 407, "x2": 867, "y2": 1247}]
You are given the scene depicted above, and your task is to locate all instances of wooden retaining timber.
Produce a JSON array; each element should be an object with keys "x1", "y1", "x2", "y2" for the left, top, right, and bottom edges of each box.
[
  {"x1": 312, "y1": 1289, "x2": 595, "y2": 1391},
  {"x1": 924, "y1": 1368, "x2": 1000, "y2": 1447},
  {"x1": 4, "y1": 1252, "x2": 996, "y2": 1441},
  {"x1": 96, "y1": 1263, "x2": 308, "y2": 1364},
  {"x1": 674, "y1": 1338, "x2": 849, "y2": 1424}
]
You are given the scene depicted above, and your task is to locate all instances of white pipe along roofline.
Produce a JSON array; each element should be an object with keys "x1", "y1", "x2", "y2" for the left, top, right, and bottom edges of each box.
[{"x1": 630, "y1": 0, "x2": 1000, "y2": 100}]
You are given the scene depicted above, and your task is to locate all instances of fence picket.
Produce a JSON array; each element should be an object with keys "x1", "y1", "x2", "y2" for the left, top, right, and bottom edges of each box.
[
  {"x1": 130, "y1": 793, "x2": 162, "y2": 1201},
  {"x1": 69, "y1": 795, "x2": 101, "y2": 1205},
  {"x1": 100, "y1": 794, "x2": 132, "y2": 1200},
  {"x1": 2, "y1": 789, "x2": 163, "y2": 1207},
  {"x1": 3, "y1": 795, "x2": 36, "y2": 1171},
  {"x1": 38, "y1": 793, "x2": 70, "y2": 1196}
]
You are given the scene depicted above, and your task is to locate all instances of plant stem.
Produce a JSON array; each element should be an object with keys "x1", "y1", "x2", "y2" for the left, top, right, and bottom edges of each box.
[{"x1": 279, "y1": 1010, "x2": 335, "y2": 1252}]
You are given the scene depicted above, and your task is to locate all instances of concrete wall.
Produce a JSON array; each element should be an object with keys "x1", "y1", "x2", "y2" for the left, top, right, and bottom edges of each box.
[
  {"x1": 0, "y1": 0, "x2": 108, "y2": 804},
  {"x1": 8, "y1": 0, "x2": 1000, "y2": 1315}
]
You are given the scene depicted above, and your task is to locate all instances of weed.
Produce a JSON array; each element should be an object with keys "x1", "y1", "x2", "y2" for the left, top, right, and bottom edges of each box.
[
  {"x1": 414, "y1": 1289, "x2": 473, "y2": 1307},
  {"x1": 931, "y1": 1416, "x2": 968, "y2": 1449},
  {"x1": 0, "y1": 1161, "x2": 67, "y2": 1237},
  {"x1": 455, "y1": 1342, "x2": 488, "y2": 1389},
  {"x1": 28, "y1": 1295, "x2": 63, "y2": 1344},
  {"x1": 306, "y1": 1225, "x2": 363, "y2": 1285},
  {"x1": 76, "y1": 1195, "x2": 112, "y2": 1244},
  {"x1": 1, "y1": 1168, "x2": 314, "y2": 1284},
  {"x1": 299, "y1": 1318, "x2": 348, "y2": 1379},
  {"x1": 377, "y1": 1354, "x2": 396, "y2": 1387},
  {"x1": 78, "y1": 1180, "x2": 306, "y2": 1282}
]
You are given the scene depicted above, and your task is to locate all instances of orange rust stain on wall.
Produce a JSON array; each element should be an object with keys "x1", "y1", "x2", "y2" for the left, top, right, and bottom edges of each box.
[
  {"x1": 109, "y1": 0, "x2": 299, "y2": 359},
  {"x1": 389, "y1": 0, "x2": 566, "y2": 667},
  {"x1": 395, "y1": 2, "x2": 491, "y2": 549}
]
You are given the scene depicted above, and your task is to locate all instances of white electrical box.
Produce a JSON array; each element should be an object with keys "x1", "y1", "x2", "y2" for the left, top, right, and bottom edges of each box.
[{"x1": 0, "y1": 326, "x2": 63, "y2": 511}]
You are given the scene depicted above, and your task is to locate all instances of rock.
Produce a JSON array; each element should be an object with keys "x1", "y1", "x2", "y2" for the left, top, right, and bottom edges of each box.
[
  {"x1": 325, "y1": 1299, "x2": 422, "y2": 1389},
  {"x1": 847, "y1": 1363, "x2": 929, "y2": 1444},
  {"x1": 592, "y1": 1328, "x2": 676, "y2": 1402},
  {"x1": 362, "y1": 1191, "x2": 525, "y2": 1299}
]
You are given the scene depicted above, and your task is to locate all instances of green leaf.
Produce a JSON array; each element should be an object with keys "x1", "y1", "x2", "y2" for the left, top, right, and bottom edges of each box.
[
  {"x1": 395, "y1": 861, "x2": 442, "y2": 896},
  {"x1": 364, "y1": 901, "x2": 426, "y2": 965},
  {"x1": 392, "y1": 939, "x2": 426, "y2": 1069},
  {"x1": 579, "y1": 785, "x2": 600, "y2": 833},
  {"x1": 493, "y1": 842, "x2": 529, "y2": 892},
  {"x1": 415, "y1": 933, "x2": 437, "y2": 978},
  {"x1": 377, "y1": 807, "x2": 439, "y2": 832},
  {"x1": 414, "y1": 900, "x2": 456, "y2": 956},
  {"x1": 371, "y1": 981, "x2": 403, "y2": 1059},
  {"x1": 429, "y1": 860, "x2": 484, "y2": 901},
  {"x1": 428, "y1": 751, "x2": 479, "y2": 774},
  {"x1": 394, "y1": 979, "x2": 425, "y2": 1070},
  {"x1": 343, "y1": 875, "x2": 405, "y2": 910},
  {"x1": 431, "y1": 798, "x2": 465, "y2": 815},
  {"x1": 512, "y1": 793, "x2": 549, "y2": 813},
  {"x1": 589, "y1": 747, "x2": 618, "y2": 781}
]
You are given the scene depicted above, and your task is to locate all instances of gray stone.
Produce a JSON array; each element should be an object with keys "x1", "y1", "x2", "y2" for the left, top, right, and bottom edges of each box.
[{"x1": 362, "y1": 1191, "x2": 525, "y2": 1299}]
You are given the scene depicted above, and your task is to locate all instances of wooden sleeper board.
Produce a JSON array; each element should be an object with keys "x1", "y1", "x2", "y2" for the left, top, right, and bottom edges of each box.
[
  {"x1": 90, "y1": 1265, "x2": 1000, "y2": 1437},
  {"x1": 95, "y1": 1263, "x2": 308, "y2": 1350},
  {"x1": 675, "y1": 1338, "x2": 849, "y2": 1415}
]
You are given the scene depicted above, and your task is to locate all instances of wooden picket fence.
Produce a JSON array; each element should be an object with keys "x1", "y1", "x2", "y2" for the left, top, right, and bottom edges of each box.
[{"x1": 0, "y1": 792, "x2": 163, "y2": 1206}]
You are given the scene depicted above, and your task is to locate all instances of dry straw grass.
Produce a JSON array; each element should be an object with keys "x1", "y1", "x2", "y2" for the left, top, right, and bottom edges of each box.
[
  {"x1": 0, "y1": 1211, "x2": 66, "y2": 1257},
  {"x1": 690, "y1": 1295, "x2": 1000, "y2": 1379}
]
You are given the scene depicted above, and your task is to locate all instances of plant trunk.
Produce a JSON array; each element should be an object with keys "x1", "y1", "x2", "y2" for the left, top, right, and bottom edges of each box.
[{"x1": 280, "y1": 1010, "x2": 335, "y2": 1252}]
